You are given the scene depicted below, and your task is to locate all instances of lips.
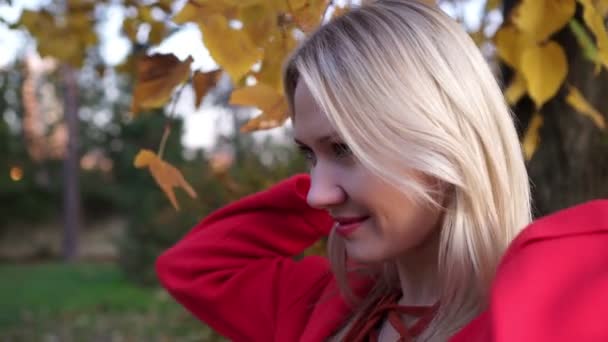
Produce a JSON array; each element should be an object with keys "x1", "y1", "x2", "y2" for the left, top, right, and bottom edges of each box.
[{"x1": 333, "y1": 216, "x2": 369, "y2": 237}]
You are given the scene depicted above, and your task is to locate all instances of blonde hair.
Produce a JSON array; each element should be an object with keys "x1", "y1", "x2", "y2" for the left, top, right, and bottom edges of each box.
[{"x1": 283, "y1": 0, "x2": 532, "y2": 340}]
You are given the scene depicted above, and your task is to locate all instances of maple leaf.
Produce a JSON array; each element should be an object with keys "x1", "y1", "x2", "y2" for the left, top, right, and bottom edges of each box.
[
  {"x1": 134, "y1": 149, "x2": 197, "y2": 210},
  {"x1": 131, "y1": 53, "x2": 193, "y2": 115}
]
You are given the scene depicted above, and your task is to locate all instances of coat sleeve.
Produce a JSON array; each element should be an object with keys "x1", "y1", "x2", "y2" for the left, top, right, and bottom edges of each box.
[
  {"x1": 450, "y1": 199, "x2": 608, "y2": 342},
  {"x1": 155, "y1": 174, "x2": 335, "y2": 341}
]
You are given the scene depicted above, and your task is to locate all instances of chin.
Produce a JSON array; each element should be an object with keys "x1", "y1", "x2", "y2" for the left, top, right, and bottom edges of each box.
[{"x1": 344, "y1": 244, "x2": 389, "y2": 265}]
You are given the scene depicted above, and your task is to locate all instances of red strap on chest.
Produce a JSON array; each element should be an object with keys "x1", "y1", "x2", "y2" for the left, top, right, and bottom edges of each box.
[{"x1": 342, "y1": 292, "x2": 438, "y2": 341}]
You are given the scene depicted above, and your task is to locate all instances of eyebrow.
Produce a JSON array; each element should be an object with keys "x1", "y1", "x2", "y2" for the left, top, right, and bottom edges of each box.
[{"x1": 293, "y1": 133, "x2": 340, "y2": 146}]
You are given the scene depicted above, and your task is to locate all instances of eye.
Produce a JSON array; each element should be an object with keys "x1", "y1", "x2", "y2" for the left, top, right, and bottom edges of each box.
[
  {"x1": 296, "y1": 145, "x2": 316, "y2": 165},
  {"x1": 331, "y1": 143, "x2": 352, "y2": 159}
]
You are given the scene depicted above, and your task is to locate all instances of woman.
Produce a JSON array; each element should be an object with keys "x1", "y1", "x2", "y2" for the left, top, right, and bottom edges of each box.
[{"x1": 156, "y1": 1, "x2": 608, "y2": 340}]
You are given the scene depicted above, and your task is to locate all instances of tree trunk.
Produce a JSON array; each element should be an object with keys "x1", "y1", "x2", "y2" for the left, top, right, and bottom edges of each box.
[
  {"x1": 62, "y1": 64, "x2": 80, "y2": 261},
  {"x1": 503, "y1": 2, "x2": 608, "y2": 216}
]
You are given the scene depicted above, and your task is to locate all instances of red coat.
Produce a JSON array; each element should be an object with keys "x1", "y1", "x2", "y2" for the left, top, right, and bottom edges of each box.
[{"x1": 156, "y1": 174, "x2": 608, "y2": 341}]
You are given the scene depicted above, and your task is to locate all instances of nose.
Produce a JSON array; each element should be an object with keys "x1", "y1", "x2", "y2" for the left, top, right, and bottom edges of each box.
[{"x1": 306, "y1": 167, "x2": 346, "y2": 210}]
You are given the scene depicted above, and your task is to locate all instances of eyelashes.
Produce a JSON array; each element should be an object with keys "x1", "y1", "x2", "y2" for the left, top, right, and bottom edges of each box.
[
  {"x1": 297, "y1": 145, "x2": 316, "y2": 163},
  {"x1": 331, "y1": 143, "x2": 351, "y2": 158},
  {"x1": 296, "y1": 142, "x2": 352, "y2": 166}
]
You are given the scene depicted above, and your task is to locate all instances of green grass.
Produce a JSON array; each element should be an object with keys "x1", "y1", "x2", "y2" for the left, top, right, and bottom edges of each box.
[{"x1": 0, "y1": 262, "x2": 225, "y2": 341}]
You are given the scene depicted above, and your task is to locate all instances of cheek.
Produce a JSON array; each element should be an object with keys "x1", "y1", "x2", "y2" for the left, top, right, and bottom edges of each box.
[
  {"x1": 395, "y1": 205, "x2": 441, "y2": 245},
  {"x1": 376, "y1": 192, "x2": 442, "y2": 245}
]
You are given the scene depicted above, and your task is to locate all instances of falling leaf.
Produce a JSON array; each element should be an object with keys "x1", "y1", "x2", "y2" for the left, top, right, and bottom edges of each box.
[
  {"x1": 505, "y1": 73, "x2": 527, "y2": 105},
  {"x1": 577, "y1": 0, "x2": 608, "y2": 71},
  {"x1": 199, "y1": 14, "x2": 262, "y2": 83},
  {"x1": 192, "y1": 69, "x2": 222, "y2": 108},
  {"x1": 512, "y1": 0, "x2": 576, "y2": 42},
  {"x1": 134, "y1": 149, "x2": 197, "y2": 210},
  {"x1": 495, "y1": 25, "x2": 535, "y2": 69},
  {"x1": 521, "y1": 41, "x2": 568, "y2": 108},
  {"x1": 131, "y1": 53, "x2": 193, "y2": 115},
  {"x1": 230, "y1": 83, "x2": 289, "y2": 132},
  {"x1": 566, "y1": 85, "x2": 606, "y2": 130},
  {"x1": 522, "y1": 112, "x2": 544, "y2": 160}
]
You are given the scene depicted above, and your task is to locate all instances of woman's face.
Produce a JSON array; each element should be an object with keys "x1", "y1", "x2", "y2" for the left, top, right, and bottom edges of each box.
[{"x1": 292, "y1": 81, "x2": 443, "y2": 263}]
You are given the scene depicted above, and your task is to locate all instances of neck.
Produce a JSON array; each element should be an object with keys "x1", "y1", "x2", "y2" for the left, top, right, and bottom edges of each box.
[{"x1": 395, "y1": 229, "x2": 440, "y2": 307}]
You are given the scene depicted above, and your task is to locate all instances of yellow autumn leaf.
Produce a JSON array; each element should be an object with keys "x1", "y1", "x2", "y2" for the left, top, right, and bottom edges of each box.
[
  {"x1": 173, "y1": 0, "x2": 238, "y2": 24},
  {"x1": 505, "y1": 73, "x2": 527, "y2": 105},
  {"x1": 267, "y1": 0, "x2": 289, "y2": 12},
  {"x1": 521, "y1": 41, "x2": 568, "y2": 108},
  {"x1": 239, "y1": 2, "x2": 276, "y2": 46},
  {"x1": 18, "y1": 9, "x2": 97, "y2": 67},
  {"x1": 116, "y1": 53, "x2": 137, "y2": 76},
  {"x1": 134, "y1": 149, "x2": 197, "y2": 210},
  {"x1": 138, "y1": 5, "x2": 155, "y2": 23},
  {"x1": 199, "y1": 14, "x2": 262, "y2": 83},
  {"x1": 18, "y1": 9, "x2": 45, "y2": 30},
  {"x1": 220, "y1": 0, "x2": 268, "y2": 6},
  {"x1": 255, "y1": 30, "x2": 298, "y2": 92},
  {"x1": 290, "y1": 0, "x2": 327, "y2": 32},
  {"x1": 172, "y1": 1, "x2": 202, "y2": 23},
  {"x1": 494, "y1": 25, "x2": 535, "y2": 69},
  {"x1": 67, "y1": 0, "x2": 95, "y2": 13},
  {"x1": 522, "y1": 112, "x2": 544, "y2": 160},
  {"x1": 38, "y1": 32, "x2": 82, "y2": 65},
  {"x1": 512, "y1": 0, "x2": 576, "y2": 42},
  {"x1": 566, "y1": 85, "x2": 606, "y2": 130},
  {"x1": 157, "y1": 0, "x2": 173, "y2": 13},
  {"x1": 469, "y1": 30, "x2": 485, "y2": 46},
  {"x1": 192, "y1": 69, "x2": 222, "y2": 108},
  {"x1": 578, "y1": 0, "x2": 608, "y2": 71},
  {"x1": 131, "y1": 53, "x2": 193, "y2": 115},
  {"x1": 122, "y1": 17, "x2": 139, "y2": 41},
  {"x1": 331, "y1": 5, "x2": 350, "y2": 19},
  {"x1": 230, "y1": 83, "x2": 289, "y2": 132},
  {"x1": 597, "y1": 0, "x2": 608, "y2": 16},
  {"x1": 486, "y1": 0, "x2": 501, "y2": 11},
  {"x1": 148, "y1": 21, "x2": 166, "y2": 45},
  {"x1": 67, "y1": 11, "x2": 92, "y2": 29}
]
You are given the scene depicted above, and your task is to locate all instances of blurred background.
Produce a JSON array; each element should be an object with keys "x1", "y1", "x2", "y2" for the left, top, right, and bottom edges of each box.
[{"x1": 0, "y1": 0, "x2": 606, "y2": 341}]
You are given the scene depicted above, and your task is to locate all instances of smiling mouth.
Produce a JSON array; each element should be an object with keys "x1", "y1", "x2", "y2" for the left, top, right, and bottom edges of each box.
[{"x1": 333, "y1": 216, "x2": 369, "y2": 237}]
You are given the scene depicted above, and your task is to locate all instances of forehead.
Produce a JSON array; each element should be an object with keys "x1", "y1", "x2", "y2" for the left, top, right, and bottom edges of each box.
[{"x1": 292, "y1": 81, "x2": 336, "y2": 142}]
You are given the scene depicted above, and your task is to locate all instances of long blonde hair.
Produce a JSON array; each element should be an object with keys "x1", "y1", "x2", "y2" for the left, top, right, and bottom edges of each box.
[{"x1": 283, "y1": 0, "x2": 532, "y2": 339}]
